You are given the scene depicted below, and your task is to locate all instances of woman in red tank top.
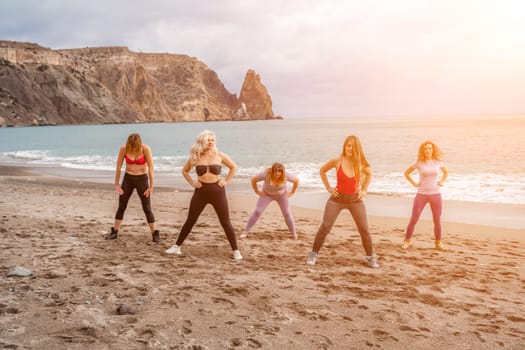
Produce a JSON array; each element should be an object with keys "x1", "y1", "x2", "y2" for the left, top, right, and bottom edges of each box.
[{"x1": 306, "y1": 135, "x2": 379, "y2": 268}]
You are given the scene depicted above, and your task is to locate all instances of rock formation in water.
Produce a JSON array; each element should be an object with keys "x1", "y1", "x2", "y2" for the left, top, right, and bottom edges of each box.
[
  {"x1": 0, "y1": 40, "x2": 281, "y2": 126},
  {"x1": 237, "y1": 69, "x2": 276, "y2": 120}
]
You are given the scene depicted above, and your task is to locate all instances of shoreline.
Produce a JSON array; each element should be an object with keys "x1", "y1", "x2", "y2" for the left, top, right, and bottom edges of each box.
[{"x1": 2, "y1": 164, "x2": 524, "y2": 230}]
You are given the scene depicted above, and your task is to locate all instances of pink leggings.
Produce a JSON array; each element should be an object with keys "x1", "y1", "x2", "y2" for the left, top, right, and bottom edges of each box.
[
  {"x1": 405, "y1": 193, "x2": 442, "y2": 240},
  {"x1": 244, "y1": 194, "x2": 296, "y2": 235}
]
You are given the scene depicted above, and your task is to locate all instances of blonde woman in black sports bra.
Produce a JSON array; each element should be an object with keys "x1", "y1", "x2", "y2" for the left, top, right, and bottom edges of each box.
[
  {"x1": 106, "y1": 133, "x2": 159, "y2": 243},
  {"x1": 165, "y1": 130, "x2": 243, "y2": 261}
]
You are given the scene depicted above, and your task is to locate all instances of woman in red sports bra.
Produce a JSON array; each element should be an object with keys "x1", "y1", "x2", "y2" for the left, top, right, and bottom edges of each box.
[
  {"x1": 105, "y1": 133, "x2": 159, "y2": 243},
  {"x1": 306, "y1": 135, "x2": 379, "y2": 268}
]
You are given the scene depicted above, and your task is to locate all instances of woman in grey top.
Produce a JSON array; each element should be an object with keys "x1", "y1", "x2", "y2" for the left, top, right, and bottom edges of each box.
[{"x1": 241, "y1": 163, "x2": 299, "y2": 239}]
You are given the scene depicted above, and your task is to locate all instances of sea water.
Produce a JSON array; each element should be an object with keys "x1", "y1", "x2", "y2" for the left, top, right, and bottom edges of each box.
[{"x1": 1, "y1": 116, "x2": 524, "y2": 206}]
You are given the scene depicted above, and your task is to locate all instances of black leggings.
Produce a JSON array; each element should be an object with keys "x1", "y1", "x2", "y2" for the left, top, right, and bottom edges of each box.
[
  {"x1": 176, "y1": 182, "x2": 238, "y2": 250},
  {"x1": 115, "y1": 173, "x2": 155, "y2": 223}
]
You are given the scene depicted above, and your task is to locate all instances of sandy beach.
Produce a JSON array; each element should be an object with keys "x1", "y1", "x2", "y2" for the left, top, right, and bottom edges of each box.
[{"x1": 1, "y1": 165, "x2": 524, "y2": 349}]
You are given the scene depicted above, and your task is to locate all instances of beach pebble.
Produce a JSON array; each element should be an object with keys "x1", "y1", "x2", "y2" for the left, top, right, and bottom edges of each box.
[
  {"x1": 7, "y1": 267, "x2": 33, "y2": 277},
  {"x1": 117, "y1": 304, "x2": 136, "y2": 315}
]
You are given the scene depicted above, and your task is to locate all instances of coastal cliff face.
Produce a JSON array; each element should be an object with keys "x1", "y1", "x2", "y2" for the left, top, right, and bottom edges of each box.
[{"x1": 0, "y1": 41, "x2": 280, "y2": 126}]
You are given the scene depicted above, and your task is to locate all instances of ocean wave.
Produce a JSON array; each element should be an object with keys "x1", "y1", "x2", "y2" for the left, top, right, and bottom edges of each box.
[{"x1": 2, "y1": 151, "x2": 524, "y2": 205}]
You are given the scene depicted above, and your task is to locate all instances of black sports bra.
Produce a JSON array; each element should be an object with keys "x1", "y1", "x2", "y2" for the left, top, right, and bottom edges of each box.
[{"x1": 195, "y1": 164, "x2": 222, "y2": 176}]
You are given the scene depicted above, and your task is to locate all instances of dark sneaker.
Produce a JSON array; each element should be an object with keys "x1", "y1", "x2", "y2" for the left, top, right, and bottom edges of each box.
[
  {"x1": 152, "y1": 230, "x2": 160, "y2": 243},
  {"x1": 105, "y1": 227, "x2": 118, "y2": 240}
]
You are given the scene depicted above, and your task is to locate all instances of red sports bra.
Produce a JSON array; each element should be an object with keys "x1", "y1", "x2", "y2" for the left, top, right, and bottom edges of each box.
[
  {"x1": 125, "y1": 154, "x2": 146, "y2": 165},
  {"x1": 336, "y1": 166, "x2": 359, "y2": 194}
]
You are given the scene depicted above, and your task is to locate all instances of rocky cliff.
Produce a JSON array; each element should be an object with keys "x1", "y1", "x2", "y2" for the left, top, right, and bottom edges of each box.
[
  {"x1": 238, "y1": 69, "x2": 275, "y2": 120},
  {"x1": 0, "y1": 40, "x2": 281, "y2": 127}
]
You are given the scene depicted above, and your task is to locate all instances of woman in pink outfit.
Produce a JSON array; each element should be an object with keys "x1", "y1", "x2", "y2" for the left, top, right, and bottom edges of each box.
[{"x1": 402, "y1": 140, "x2": 448, "y2": 251}]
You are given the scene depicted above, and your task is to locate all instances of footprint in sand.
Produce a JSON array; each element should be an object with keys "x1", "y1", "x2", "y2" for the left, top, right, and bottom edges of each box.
[
  {"x1": 0, "y1": 303, "x2": 19, "y2": 315},
  {"x1": 228, "y1": 337, "x2": 263, "y2": 348},
  {"x1": 306, "y1": 333, "x2": 333, "y2": 348},
  {"x1": 212, "y1": 297, "x2": 235, "y2": 307},
  {"x1": 180, "y1": 320, "x2": 192, "y2": 335},
  {"x1": 221, "y1": 285, "x2": 251, "y2": 297},
  {"x1": 374, "y1": 309, "x2": 400, "y2": 323},
  {"x1": 198, "y1": 308, "x2": 214, "y2": 316},
  {"x1": 246, "y1": 338, "x2": 263, "y2": 348},
  {"x1": 399, "y1": 325, "x2": 419, "y2": 333},
  {"x1": 373, "y1": 329, "x2": 399, "y2": 342},
  {"x1": 253, "y1": 324, "x2": 280, "y2": 336},
  {"x1": 138, "y1": 328, "x2": 155, "y2": 339},
  {"x1": 52, "y1": 326, "x2": 99, "y2": 344},
  {"x1": 506, "y1": 315, "x2": 525, "y2": 322}
]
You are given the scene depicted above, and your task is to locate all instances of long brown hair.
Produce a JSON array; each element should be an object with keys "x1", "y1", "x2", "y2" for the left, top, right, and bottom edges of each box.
[
  {"x1": 340, "y1": 135, "x2": 370, "y2": 183},
  {"x1": 268, "y1": 162, "x2": 286, "y2": 186},
  {"x1": 126, "y1": 133, "x2": 143, "y2": 155},
  {"x1": 417, "y1": 140, "x2": 442, "y2": 161}
]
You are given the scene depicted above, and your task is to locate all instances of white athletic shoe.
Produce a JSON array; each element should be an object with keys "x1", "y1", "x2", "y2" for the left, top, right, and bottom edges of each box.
[
  {"x1": 365, "y1": 255, "x2": 380, "y2": 269},
  {"x1": 239, "y1": 231, "x2": 248, "y2": 239},
  {"x1": 233, "y1": 250, "x2": 243, "y2": 261},
  {"x1": 306, "y1": 251, "x2": 318, "y2": 266},
  {"x1": 165, "y1": 245, "x2": 182, "y2": 255}
]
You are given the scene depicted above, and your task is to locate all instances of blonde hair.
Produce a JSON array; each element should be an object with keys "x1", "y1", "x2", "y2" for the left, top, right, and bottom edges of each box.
[
  {"x1": 268, "y1": 162, "x2": 286, "y2": 186},
  {"x1": 340, "y1": 135, "x2": 370, "y2": 183},
  {"x1": 417, "y1": 140, "x2": 442, "y2": 161},
  {"x1": 190, "y1": 130, "x2": 218, "y2": 166},
  {"x1": 126, "y1": 133, "x2": 142, "y2": 155}
]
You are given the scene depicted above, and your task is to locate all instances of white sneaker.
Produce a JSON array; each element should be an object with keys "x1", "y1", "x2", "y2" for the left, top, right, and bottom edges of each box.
[
  {"x1": 401, "y1": 239, "x2": 411, "y2": 250},
  {"x1": 306, "y1": 251, "x2": 318, "y2": 266},
  {"x1": 365, "y1": 255, "x2": 379, "y2": 269},
  {"x1": 233, "y1": 250, "x2": 243, "y2": 261},
  {"x1": 239, "y1": 231, "x2": 248, "y2": 239},
  {"x1": 165, "y1": 245, "x2": 182, "y2": 255}
]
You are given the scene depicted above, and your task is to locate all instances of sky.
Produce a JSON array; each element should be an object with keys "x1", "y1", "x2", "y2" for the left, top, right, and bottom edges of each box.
[{"x1": 1, "y1": 0, "x2": 525, "y2": 118}]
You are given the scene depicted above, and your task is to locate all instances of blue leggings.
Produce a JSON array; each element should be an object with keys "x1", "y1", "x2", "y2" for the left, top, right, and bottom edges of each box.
[
  {"x1": 405, "y1": 193, "x2": 442, "y2": 240},
  {"x1": 176, "y1": 182, "x2": 238, "y2": 250},
  {"x1": 244, "y1": 194, "x2": 296, "y2": 235}
]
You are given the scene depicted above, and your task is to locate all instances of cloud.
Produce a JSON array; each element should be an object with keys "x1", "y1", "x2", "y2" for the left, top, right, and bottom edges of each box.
[{"x1": 1, "y1": 0, "x2": 525, "y2": 118}]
